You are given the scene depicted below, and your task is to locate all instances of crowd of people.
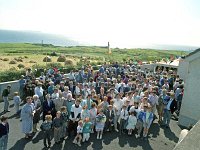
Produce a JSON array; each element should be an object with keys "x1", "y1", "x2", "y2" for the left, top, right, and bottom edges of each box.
[{"x1": 0, "y1": 62, "x2": 184, "y2": 149}]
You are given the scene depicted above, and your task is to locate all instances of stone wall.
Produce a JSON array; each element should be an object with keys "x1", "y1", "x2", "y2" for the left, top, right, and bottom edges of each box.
[
  {"x1": 0, "y1": 80, "x2": 20, "y2": 102},
  {"x1": 174, "y1": 120, "x2": 200, "y2": 150}
]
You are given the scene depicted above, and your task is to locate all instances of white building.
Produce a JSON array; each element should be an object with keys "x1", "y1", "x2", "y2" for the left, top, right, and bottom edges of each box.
[
  {"x1": 178, "y1": 48, "x2": 200, "y2": 127},
  {"x1": 140, "y1": 59, "x2": 180, "y2": 73}
]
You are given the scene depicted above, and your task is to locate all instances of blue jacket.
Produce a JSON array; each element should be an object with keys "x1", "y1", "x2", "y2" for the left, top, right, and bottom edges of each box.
[
  {"x1": 138, "y1": 111, "x2": 145, "y2": 122},
  {"x1": 142, "y1": 112, "x2": 154, "y2": 125}
]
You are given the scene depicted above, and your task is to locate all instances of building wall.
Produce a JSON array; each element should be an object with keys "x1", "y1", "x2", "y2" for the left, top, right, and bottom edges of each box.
[
  {"x1": 0, "y1": 80, "x2": 20, "y2": 102},
  {"x1": 178, "y1": 57, "x2": 200, "y2": 127},
  {"x1": 177, "y1": 61, "x2": 189, "y2": 81},
  {"x1": 174, "y1": 120, "x2": 200, "y2": 150}
]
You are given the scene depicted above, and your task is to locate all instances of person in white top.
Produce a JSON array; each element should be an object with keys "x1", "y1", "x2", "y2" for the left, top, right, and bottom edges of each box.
[
  {"x1": 39, "y1": 72, "x2": 46, "y2": 83},
  {"x1": 13, "y1": 92, "x2": 21, "y2": 115},
  {"x1": 34, "y1": 83, "x2": 44, "y2": 103},
  {"x1": 127, "y1": 92, "x2": 134, "y2": 106},
  {"x1": 68, "y1": 99, "x2": 82, "y2": 137},
  {"x1": 73, "y1": 120, "x2": 83, "y2": 146},
  {"x1": 51, "y1": 88, "x2": 59, "y2": 100},
  {"x1": 119, "y1": 105, "x2": 129, "y2": 134},
  {"x1": 62, "y1": 86, "x2": 72, "y2": 99},
  {"x1": 126, "y1": 111, "x2": 137, "y2": 135},
  {"x1": 74, "y1": 83, "x2": 81, "y2": 96},
  {"x1": 53, "y1": 92, "x2": 64, "y2": 111},
  {"x1": 113, "y1": 94, "x2": 123, "y2": 132}
]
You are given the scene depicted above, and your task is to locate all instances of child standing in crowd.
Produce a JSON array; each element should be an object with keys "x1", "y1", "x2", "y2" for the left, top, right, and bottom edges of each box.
[
  {"x1": 142, "y1": 105, "x2": 154, "y2": 140},
  {"x1": 136, "y1": 106, "x2": 146, "y2": 138},
  {"x1": 73, "y1": 120, "x2": 83, "y2": 146},
  {"x1": 96, "y1": 109, "x2": 106, "y2": 139},
  {"x1": 0, "y1": 116, "x2": 9, "y2": 150},
  {"x1": 105, "y1": 105, "x2": 115, "y2": 132},
  {"x1": 13, "y1": 92, "x2": 21, "y2": 115},
  {"x1": 40, "y1": 115, "x2": 52, "y2": 148},
  {"x1": 82, "y1": 117, "x2": 92, "y2": 143},
  {"x1": 81, "y1": 105, "x2": 90, "y2": 120},
  {"x1": 60, "y1": 106, "x2": 69, "y2": 141},
  {"x1": 89, "y1": 103, "x2": 97, "y2": 133},
  {"x1": 52, "y1": 111, "x2": 63, "y2": 144},
  {"x1": 119, "y1": 105, "x2": 129, "y2": 134},
  {"x1": 126, "y1": 111, "x2": 137, "y2": 135}
]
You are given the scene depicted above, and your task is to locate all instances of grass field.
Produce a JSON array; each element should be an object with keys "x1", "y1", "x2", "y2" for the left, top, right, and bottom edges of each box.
[{"x1": 0, "y1": 43, "x2": 189, "y2": 71}]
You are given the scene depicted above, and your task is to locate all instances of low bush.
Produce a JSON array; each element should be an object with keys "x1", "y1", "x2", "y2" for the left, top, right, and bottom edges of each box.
[
  {"x1": 17, "y1": 64, "x2": 25, "y2": 69},
  {"x1": 0, "y1": 69, "x2": 26, "y2": 82},
  {"x1": 43, "y1": 56, "x2": 52, "y2": 62},
  {"x1": 29, "y1": 60, "x2": 36, "y2": 63},
  {"x1": 64, "y1": 60, "x2": 73, "y2": 66},
  {"x1": 9, "y1": 60, "x2": 17, "y2": 64},
  {"x1": 14, "y1": 57, "x2": 23, "y2": 62},
  {"x1": 57, "y1": 55, "x2": 66, "y2": 62},
  {"x1": 3, "y1": 58, "x2": 9, "y2": 61}
]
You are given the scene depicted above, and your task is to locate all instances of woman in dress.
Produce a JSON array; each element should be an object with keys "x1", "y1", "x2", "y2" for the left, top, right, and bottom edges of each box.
[
  {"x1": 95, "y1": 109, "x2": 106, "y2": 139},
  {"x1": 157, "y1": 89, "x2": 167, "y2": 123},
  {"x1": 89, "y1": 103, "x2": 97, "y2": 133},
  {"x1": 126, "y1": 111, "x2": 137, "y2": 135},
  {"x1": 142, "y1": 105, "x2": 154, "y2": 140},
  {"x1": 21, "y1": 96, "x2": 35, "y2": 138},
  {"x1": 32, "y1": 95, "x2": 41, "y2": 132}
]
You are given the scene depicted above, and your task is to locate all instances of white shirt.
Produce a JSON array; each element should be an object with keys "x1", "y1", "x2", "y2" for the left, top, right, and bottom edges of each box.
[
  {"x1": 70, "y1": 104, "x2": 82, "y2": 120},
  {"x1": 69, "y1": 73, "x2": 75, "y2": 80},
  {"x1": 34, "y1": 87, "x2": 43, "y2": 97},
  {"x1": 113, "y1": 99, "x2": 123, "y2": 115},
  {"x1": 129, "y1": 106, "x2": 140, "y2": 118},
  {"x1": 120, "y1": 109, "x2": 129, "y2": 120},
  {"x1": 77, "y1": 126, "x2": 83, "y2": 134},
  {"x1": 75, "y1": 86, "x2": 80, "y2": 95},
  {"x1": 52, "y1": 92, "x2": 59, "y2": 100}
]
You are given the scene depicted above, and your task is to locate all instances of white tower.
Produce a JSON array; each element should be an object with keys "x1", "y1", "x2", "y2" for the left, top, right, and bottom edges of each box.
[{"x1": 108, "y1": 42, "x2": 111, "y2": 54}]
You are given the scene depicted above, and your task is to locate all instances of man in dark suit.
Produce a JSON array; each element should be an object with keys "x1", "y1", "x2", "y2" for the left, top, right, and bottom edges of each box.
[
  {"x1": 68, "y1": 81, "x2": 75, "y2": 97},
  {"x1": 42, "y1": 95, "x2": 55, "y2": 121},
  {"x1": 105, "y1": 105, "x2": 115, "y2": 132},
  {"x1": 162, "y1": 93, "x2": 177, "y2": 128}
]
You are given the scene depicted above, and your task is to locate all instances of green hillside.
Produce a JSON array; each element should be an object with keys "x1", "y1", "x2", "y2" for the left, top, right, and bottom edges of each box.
[{"x1": 0, "y1": 43, "x2": 188, "y2": 62}]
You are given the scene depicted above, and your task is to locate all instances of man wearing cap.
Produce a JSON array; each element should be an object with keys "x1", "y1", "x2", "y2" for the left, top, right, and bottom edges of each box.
[{"x1": 2, "y1": 85, "x2": 11, "y2": 113}]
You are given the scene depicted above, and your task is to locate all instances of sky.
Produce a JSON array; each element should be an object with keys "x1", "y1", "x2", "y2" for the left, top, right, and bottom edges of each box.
[{"x1": 0, "y1": 0, "x2": 200, "y2": 48}]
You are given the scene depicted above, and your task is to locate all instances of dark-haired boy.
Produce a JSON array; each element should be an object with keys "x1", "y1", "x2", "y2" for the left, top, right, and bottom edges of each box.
[{"x1": 0, "y1": 116, "x2": 9, "y2": 150}]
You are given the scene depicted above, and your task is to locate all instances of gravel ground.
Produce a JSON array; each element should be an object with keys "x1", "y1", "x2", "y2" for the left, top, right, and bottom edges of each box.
[{"x1": 0, "y1": 101, "x2": 181, "y2": 150}]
